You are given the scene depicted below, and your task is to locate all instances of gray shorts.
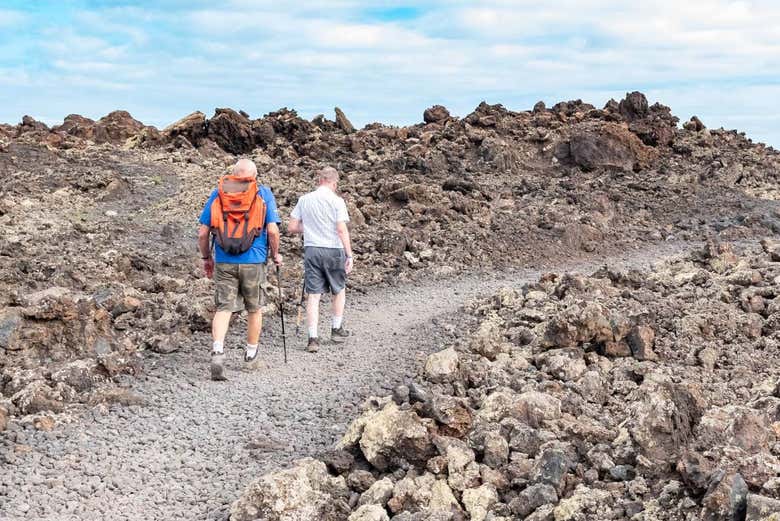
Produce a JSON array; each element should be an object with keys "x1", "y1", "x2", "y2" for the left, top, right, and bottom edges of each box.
[{"x1": 304, "y1": 247, "x2": 346, "y2": 295}]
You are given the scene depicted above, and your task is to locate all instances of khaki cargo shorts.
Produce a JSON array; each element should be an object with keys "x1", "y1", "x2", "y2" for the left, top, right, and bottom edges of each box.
[{"x1": 214, "y1": 263, "x2": 267, "y2": 313}]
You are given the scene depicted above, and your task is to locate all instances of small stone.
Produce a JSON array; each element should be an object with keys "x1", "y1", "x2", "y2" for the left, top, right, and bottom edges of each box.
[
  {"x1": 697, "y1": 347, "x2": 718, "y2": 371},
  {"x1": 392, "y1": 385, "x2": 409, "y2": 405},
  {"x1": 483, "y1": 431, "x2": 509, "y2": 468},
  {"x1": 609, "y1": 465, "x2": 636, "y2": 482}
]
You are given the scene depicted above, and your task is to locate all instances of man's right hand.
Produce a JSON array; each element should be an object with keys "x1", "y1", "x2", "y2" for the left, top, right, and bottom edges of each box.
[
  {"x1": 203, "y1": 258, "x2": 215, "y2": 279},
  {"x1": 345, "y1": 256, "x2": 354, "y2": 275}
]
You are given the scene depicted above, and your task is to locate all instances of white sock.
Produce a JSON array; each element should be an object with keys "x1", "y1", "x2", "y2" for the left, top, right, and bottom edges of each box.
[
  {"x1": 246, "y1": 343, "x2": 258, "y2": 357},
  {"x1": 212, "y1": 340, "x2": 224, "y2": 354},
  {"x1": 332, "y1": 316, "x2": 343, "y2": 329},
  {"x1": 308, "y1": 326, "x2": 318, "y2": 339}
]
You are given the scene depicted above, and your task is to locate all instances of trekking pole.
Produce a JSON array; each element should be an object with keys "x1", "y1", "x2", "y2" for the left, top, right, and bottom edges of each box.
[
  {"x1": 276, "y1": 265, "x2": 287, "y2": 364},
  {"x1": 295, "y1": 277, "x2": 306, "y2": 336}
]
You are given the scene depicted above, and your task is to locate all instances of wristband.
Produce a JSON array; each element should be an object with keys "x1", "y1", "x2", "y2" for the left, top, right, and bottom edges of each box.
[
  {"x1": 346, "y1": 255, "x2": 353, "y2": 259},
  {"x1": 202, "y1": 257, "x2": 212, "y2": 260}
]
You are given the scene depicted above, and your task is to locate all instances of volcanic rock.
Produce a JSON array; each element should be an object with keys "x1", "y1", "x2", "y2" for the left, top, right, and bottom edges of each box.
[
  {"x1": 93, "y1": 110, "x2": 146, "y2": 144},
  {"x1": 684, "y1": 116, "x2": 706, "y2": 132},
  {"x1": 230, "y1": 458, "x2": 350, "y2": 521},
  {"x1": 564, "y1": 121, "x2": 654, "y2": 171},
  {"x1": 357, "y1": 402, "x2": 434, "y2": 470},
  {"x1": 207, "y1": 108, "x2": 254, "y2": 153},
  {"x1": 55, "y1": 114, "x2": 97, "y2": 140},
  {"x1": 423, "y1": 105, "x2": 451, "y2": 124},
  {"x1": 424, "y1": 347, "x2": 459, "y2": 383},
  {"x1": 162, "y1": 111, "x2": 208, "y2": 146},
  {"x1": 335, "y1": 107, "x2": 355, "y2": 133}
]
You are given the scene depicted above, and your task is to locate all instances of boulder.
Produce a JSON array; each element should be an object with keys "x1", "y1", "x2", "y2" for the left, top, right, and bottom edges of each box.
[
  {"x1": 423, "y1": 105, "x2": 451, "y2": 124},
  {"x1": 230, "y1": 458, "x2": 350, "y2": 521},
  {"x1": 618, "y1": 91, "x2": 649, "y2": 121},
  {"x1": 565, "y1": 122, "x2": 654, "y2": 171},
  {"x1": 428, "y1": 393, "x2": 473, "y2": 438},
  {"x1": 461, "y1": 484, "x2": 497, "y2": 521},
  {"x1": 746, "y1": 494, "x2": 780, "y2": 520},
  {"x1": 335, "y1": 107, "x2": 355, "y2": 133},
  {"x1": 509, "y1": 483, "x2": 558, "y2": 518},
  {"x1": 482, "y1": 431, "x2": 509, "y2": 468},
  {"x1": 358, "y1": 478, "x2": 394, "y2": 507},
  {"x1": 162, "y1": 111, "x2": 208, "y2": 146},
  {"x1": 629, "y1": 378, "x2": 703, "y2": 465},
  {"x1": 561, "y1": 223, "x2": 603, "y2": 253},
  {"x1": 627, "y1": 325, "x2": 657, "y2": 361},
  {"x1": 531, "y1": 444, "x2": 575, "y2": 493},
  {"x1": 55, "y1": 114, "x2": 96, "y2": 140},
  {"x1": 683, "y1": 116, "x2": 706, "y2": 132},
  {"x1": 424, "y1": 347, "x2": 459, "y2": 383},
  {"x1": 701, "y1": 471, "x2": 748, "y2": 521},
  {"x1": 388, "y1": 472, "x2": 460, "y2": 514},
  {"x1": 695, "y1": 405, "x2": 771, "y2": 454},
  {"x1": 93, "y1": 110, "x2": 145, "y2": 144},
  {"x1": 18, "y1": 115, "x2": 49, "y2": 134},
  {"x1": 358, "y1": 402, "x2": 434, "y2": 470},
  {"x1": 476, "y1": 389, "x2": 561, "y2": 427},
  {"x1": 553, "y1": 485, "x2": 610, "y2": 520},
  {"x1": 348, "y1": 504, "x2": 389, "y2": 521},
  {"x1": 207, "y1": 108, "x2": 254, "y2": 154}
]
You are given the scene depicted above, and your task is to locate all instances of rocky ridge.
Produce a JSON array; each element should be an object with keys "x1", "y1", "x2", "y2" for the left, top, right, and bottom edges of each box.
[{"x1": 231, "y1": 240, "x2": 780, "y2": 521}]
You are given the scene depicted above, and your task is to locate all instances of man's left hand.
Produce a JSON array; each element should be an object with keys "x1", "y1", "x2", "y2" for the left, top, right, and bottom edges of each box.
[{"x1": 273, "y1": 253, "x2": 283, "y2": 266}]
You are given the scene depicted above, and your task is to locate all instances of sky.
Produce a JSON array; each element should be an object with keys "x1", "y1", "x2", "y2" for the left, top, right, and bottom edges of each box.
[{"x1": 1, "y1": 0, "x2": 779, "y2": 147}]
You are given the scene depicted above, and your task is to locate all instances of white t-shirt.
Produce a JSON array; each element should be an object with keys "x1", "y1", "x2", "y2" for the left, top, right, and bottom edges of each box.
[{"x1": 290, "y1": 186, "x2": 350, "y2": 249}]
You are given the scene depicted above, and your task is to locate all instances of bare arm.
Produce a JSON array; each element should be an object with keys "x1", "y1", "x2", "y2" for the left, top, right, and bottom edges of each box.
[
  {"x1": 198, "y1": 225, "x2": 211, "y2": 259},
  {"x1": 337, "y1": 221, "x2": 353, "y2": 274},
  {"x1": 198, "y1": 224, "x2": 214, "y2": 278},
  {"x1": 336, "y1": 221, "x2": 352, "y2": 257},
  {"x1": 267, "y1": 222, "x2": 281, "y2": 264},
  {"x1": 288, "y1": 218, "x2": 303, "y2": 234}
]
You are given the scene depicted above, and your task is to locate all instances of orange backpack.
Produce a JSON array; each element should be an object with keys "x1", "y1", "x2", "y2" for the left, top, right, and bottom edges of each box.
[{"x1": 209, "y1": 175, "x2": 267, "y2": 255}]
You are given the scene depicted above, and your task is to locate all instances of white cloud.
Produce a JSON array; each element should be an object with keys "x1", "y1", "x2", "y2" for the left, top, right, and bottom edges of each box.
[
  {"x1": 3, "y1": 1, "x2": 780, "y2": 146},
  {"x1": 0, "y1": 9, "x2": 25, "y2": 27}
]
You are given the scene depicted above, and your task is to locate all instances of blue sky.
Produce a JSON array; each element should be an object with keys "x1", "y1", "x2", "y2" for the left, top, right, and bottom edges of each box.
[{"x1": 1, "y1": 0, "x2": 779, "y2": 147}]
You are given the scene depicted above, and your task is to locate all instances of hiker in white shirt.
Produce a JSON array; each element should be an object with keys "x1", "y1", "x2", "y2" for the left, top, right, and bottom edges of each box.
[{"x1": 288, "y1": 166, "x2": 354, "y2": 352}]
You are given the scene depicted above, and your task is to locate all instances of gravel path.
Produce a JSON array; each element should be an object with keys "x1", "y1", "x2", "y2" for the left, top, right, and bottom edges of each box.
[{"x1": 1, "y1": 241, "x2": 698, "y2": 521}]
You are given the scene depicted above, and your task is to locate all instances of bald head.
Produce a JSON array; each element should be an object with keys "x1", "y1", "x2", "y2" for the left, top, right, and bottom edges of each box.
[
  {"x1": 232, "y1": 158, "x2": 258, "y2": 178},
  {"x1": 317, "y1": 166, "x2": 339, "y2": 186}
]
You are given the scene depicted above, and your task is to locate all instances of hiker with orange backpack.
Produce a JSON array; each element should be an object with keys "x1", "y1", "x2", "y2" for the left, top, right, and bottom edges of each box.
[{"x1": 197, "y1": 158, "x2": 282, "y2": 381}]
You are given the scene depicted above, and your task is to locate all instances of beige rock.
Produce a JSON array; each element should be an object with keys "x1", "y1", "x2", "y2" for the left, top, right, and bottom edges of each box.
[
  {"x1": 461, "y1": 484, "x2": 498, "y2": 521},
  {"x1": 358, "y1": 478, "x2": 394, "y2": 508},
  {"x1": 359, "y1": 402, "x2": 434, "y2": 470},
  {"x1": 553, "y1": 485, "x2": 610, "y2": 520},
  {"x1": 230, "y1": 458, "x2": 349, "y2": 521},
  {"x1": 348, "y1": 504, "x2": 389, "y2": 521},
  {"x1": 425, "y1": 347, "x2": 459, "y2": 383}
]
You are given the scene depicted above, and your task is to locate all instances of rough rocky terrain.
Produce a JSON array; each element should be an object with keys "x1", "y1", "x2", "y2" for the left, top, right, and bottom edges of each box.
[
  {"x1": 0, "y1": 92, "x2": 779, "y2": 520},
  {"x1": 230, "y1": 240, "x2": 780, "y2": 521},
  {"x1": 2, "y1": 242, "x2": 693, "y2": 520}
]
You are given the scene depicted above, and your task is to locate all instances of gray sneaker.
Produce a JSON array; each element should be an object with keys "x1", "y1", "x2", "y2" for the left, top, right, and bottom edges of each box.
[
  {"x1": 331, "y1": 327, "x2": 351, "y2": 344},
  {"x1": 210, "y1": 353, "x2": 227, "y2": 381},
  {"x1": 307, "y1": 337, "x2": 320, "y2": 353}
]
